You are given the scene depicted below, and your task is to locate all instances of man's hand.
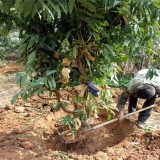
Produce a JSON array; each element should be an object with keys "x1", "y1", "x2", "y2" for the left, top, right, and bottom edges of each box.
[{"x1": 118, "y1": 111, "x2": 124, "y2": 122}]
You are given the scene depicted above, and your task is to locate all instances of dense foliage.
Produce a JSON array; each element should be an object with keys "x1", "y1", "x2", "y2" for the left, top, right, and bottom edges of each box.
[{"x1": 0, "y1": 0, "x2": 160, "y2": 129}]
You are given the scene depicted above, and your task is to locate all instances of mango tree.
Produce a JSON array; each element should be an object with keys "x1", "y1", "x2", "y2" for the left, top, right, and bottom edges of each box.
[{"x1": 1, "y1": 0, "x2": 160, "y2": 130}]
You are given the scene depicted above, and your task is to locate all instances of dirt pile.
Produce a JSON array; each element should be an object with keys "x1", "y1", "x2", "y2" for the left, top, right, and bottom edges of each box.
[{"x1": 0, "y1": 62, "x2": 24, "y2": 75}]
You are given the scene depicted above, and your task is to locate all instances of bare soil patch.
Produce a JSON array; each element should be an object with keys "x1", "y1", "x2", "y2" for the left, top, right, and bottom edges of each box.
[{"x1": 0, "y1": 60, "x2": 160, "y2": 160}]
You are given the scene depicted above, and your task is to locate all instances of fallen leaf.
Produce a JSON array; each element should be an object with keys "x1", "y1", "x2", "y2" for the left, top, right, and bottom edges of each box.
[
  {"x1": 53, "y1": 52, "x2": 60, "y2": 60},
  {"x1": 94, "y1": 108, "x2": 99, "y2": 119},
  {"x1": 131, "y1": 142, "x2": 139, "y2": 145},
  {"x1": 18, "y1": 116, "x2": 23, "y2": 119},
  {"x1": 79, "y1": 75, "x2": 85, "y2": 83},
  {"x1": 79, "y1": 86, "x2": 88, "y2": 97},
  {"x1": 62, "y1": 57, "x2": 72, "y2": 66},
  {"x1": 71, "y1": 61, "x2": 77, "y2": 68},
  {"x1": 101, "y1": 84, "x2": 109, "y2": 90},
  {"x1": 57, "y1": 78, "x2": 69, "y2": 84},
  {"x1": 15, "y1": 107, "x2": 25, "y2": 113},
  {"x1": 61, "y1": 68, "x2": 71, "y2": 79},
  {"x1": 74, "y1": 84, "x2": 85, "y2": 93},
  {"x1": 74, "y1": 84, "x2": 88, "y2": 97},
  {"x1": 92, "y1": 46, "x2": 99, "y2": 51},
  {"x1": 82, "y1": 48, "x2": 96, "y2": 61},
  {"x1": 73, "y1": 118, "x2": 82, "y2": 130},
  {"x1": 61, "y1": 130, "x2": 76, "y2": 143},
  {"x1": 88, "y1": 44, "x2": 99, "y2": 51},
  {"x1": 123, "y1": 16, "x2": 128, "y2": 25}
]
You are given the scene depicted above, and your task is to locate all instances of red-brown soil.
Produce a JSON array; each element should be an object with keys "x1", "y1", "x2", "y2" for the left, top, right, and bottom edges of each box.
[
  {"x1": 0, "y1": 59, "x2": 160, "y2": 160},
  {"x1": 0, "y1": 54, "x2": 24, "y2": 75}
]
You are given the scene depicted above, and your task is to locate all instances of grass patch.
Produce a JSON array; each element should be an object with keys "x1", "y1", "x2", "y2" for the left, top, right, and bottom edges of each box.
[{"x1": 106, "y1": 75, "x2": 132, "y2": 88}]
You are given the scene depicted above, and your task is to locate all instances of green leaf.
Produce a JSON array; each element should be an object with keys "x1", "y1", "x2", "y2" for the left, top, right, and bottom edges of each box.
[
  {"x1": 44, "y1": 79, "x2": 49, "y2": 88},
  {"x1": 151, "y1": 9, "x2": 158, "y2": 21},
  {"x1": 147, "y1": 27, "x2": 154, "y2": 38},
  {"x1": 27, "y1": 37, "x2": 35, "y2": 50},
  {"x1": 52, "y1": 4, "x2": 61, "y2": 19},
  {"x1": 16, "y1": 59, "x2": 23, "y2": 64},
  {"x1": 78, "y1": 0, "x2": 96, "y2": 12},
  {"x1": 113, "y1": 1, "x2": 121, "y2": 7},
  {"x1": 145, "y1": 69, "x2": 158, "y2": 80},
  {"x1": 51, "y1": 78, "x2": 56, "y2": 89},
  {"x1": 68, "y1": 0, "x2": 75, "y2": 14},
  {"x1": 58, "y1": 1, "x2": 68, "y2": 14},
  {"x1": 73, "y1": 130, "x2": 76, "y2": 136},
  {"x1": 102, "y1": 48, "x2": 110, "y2": 60},
  {"x1": 67, "y1": 95, "x2": 70, "y2": 101},
  {"x1": 18, "y1": 42, "x2": 27, "y2": 56},
  {"x1": 55, "y1": 153, "x2": 68, "y2": 158},
  {"x1": 59, "y1": 115, "x2": 71, "y2": 124},
  {"x1": 39, "y1": 0, "x2": 54, "y2": 20},
  {"x1": 11, "y1": 94, "x2": 19, "y2": 104},
  {"x1": 123, "y1": 39, "x2": 130, "y2": 46},
  {"x1": 65, "y1": 30, "x2": 72, "y2": 39},
  {"x1": 73, "y1": 47, "x2": 77, "y2": 59},
  {"x1": 56, "y1": 102, "x2": 61, "y2": 111},
  {"x1": 32, "y1": 4, "x2": 37, "y2": 18},
  {"x1": 104, "y1": 44, "x2": 114, "y2": 52},
  {"x1": 16, "y1": 73, "x2": 22, "y2": 84},
  {"x1": 35, "y1": 3, "x2": 42, "y2": 19},
  {"x1": 21, "y1": 91, "x2": 28, "y2": 102},
  {"x1": 74, "y1": 96, "x2": 78, "y2": 105},
  {"x1": 19, "y1": 36, "x2": 30, "y2": 45},
  {"x1": 48, "y1": 80, "x2": 53, "y2": 90},
  {"x1": 134, "y1": 24, "x2": 139, "y2": 34},
  {"x1": 23, "y1": 0, "x2": 33, "y2": 18},
  {"x1": 129, "y1": 43, "x2": 136, "y2": 55},
  {"x1": 153, "y1": 70, "x2": 158, "y2": 77},
  {"x1": 46, "y1": 70, "x2": 56, "y2": 76},
  {"x1": 11, "y1": 90, "x2": 22, "y2": 104},
  {"x1": 86, "y1": 20, "x2": 96, "y2": 31},
  {"x1": 107, "y1": 113, "x2": 111, "y2": 120},
  {"x1": 85, "y1": 58, "x2": 91, "y2": 67},
  {"x1": 15, "y1": 0, "x2": 24, "y2": 15},
  {"x1": 27, "y1": 51, "x2": 36, "y2": 64},
  {"x1": 20, "y1": 74, "x2": 27, "y2": 88},
  {"x1": 80, "y1": 113, "x2": 87, "y2": 122},
  {"x1": 146, "y1": 69, "x2": 153, "y2": 80}
]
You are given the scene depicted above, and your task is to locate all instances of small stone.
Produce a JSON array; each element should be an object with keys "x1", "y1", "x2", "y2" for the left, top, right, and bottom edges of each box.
[
  {"x1": 93, "y1": 151, "x2": 108, "y2": 160},
  {"x1": 23, "y1": 113, "x2": 29, "y2": 117},
  {"x1": 107, "y1": 147, "x2": 114, "y2": 155},
  {"x1": 5, "y1": 104, "x2": 14, "y2": 110},
  {"x1": 24, "y1": 103, "x2": 32, "y2": 107},
  {"x1": 15, "y1": 107, "x2": 25, "y2": 113},
  {"x1": 21, "y1": 142, "x2": 35, "y2": 149},
  {"x1": 18, "y1": 137, "x2": 28, "y2": 142}
]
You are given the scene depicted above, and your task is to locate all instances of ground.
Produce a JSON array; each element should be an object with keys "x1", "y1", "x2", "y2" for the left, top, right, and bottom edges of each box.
[{"x1": 0, "y1": 57, "x2": 160, "y2": 160}]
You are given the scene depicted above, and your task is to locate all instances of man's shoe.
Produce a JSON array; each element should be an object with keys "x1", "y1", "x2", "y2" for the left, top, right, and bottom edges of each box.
[{"x1": 136, "y1": 121, "x2": 148, "y2": 129}]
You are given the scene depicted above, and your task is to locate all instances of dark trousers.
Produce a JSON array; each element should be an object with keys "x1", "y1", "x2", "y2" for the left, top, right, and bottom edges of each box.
[{"x1": 128, "y1": 95, "x2": 156, "y2": 123}]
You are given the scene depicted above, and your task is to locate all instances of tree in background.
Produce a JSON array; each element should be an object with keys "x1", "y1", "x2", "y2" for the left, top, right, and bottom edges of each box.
[
  {"x1": 0, "y1": 1, "x2": 21, "y2": 58},
  {"x1": 0, "y1": 0, "x2": 160, "y2": 130}
]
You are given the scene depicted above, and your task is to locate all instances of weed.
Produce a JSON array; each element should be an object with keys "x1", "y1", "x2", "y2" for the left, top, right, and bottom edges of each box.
[
  {"x1": 106, "y1": 75, "x2": 132, "y2": 88},
  {"x1": 55, "y1": 153, "x2": 73, "y2": 160}
]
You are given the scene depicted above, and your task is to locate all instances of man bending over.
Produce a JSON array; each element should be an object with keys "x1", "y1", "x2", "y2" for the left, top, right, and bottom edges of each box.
[{"x1": 116, "y1": 69, "x2": 160, "y2": 129}]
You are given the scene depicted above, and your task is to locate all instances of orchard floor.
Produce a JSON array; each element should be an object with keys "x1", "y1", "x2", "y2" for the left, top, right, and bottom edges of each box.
[{"x1": 0, "y1": 59, "x2": 160, "y2": 160}]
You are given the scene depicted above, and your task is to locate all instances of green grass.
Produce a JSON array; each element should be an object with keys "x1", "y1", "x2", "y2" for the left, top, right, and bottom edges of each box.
[{"x1": 106, "y1": 75, "x2": 132, "y2": 88}]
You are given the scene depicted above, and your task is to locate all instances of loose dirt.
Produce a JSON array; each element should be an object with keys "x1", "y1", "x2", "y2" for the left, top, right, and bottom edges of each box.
[{"x1": 0, "y1": 60, "x2": 160, "y2": 160}]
